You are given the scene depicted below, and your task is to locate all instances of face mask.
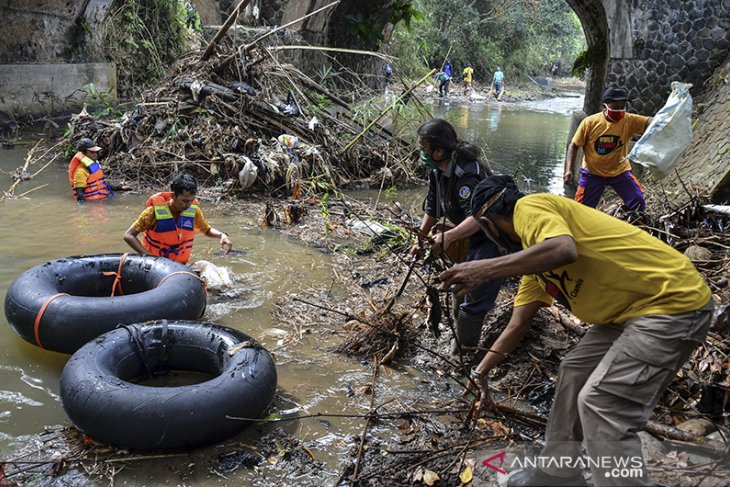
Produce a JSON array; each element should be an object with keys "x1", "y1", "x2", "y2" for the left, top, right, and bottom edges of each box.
[
  {"x1": 603, "y1": 104, "x2": 626, "y2": 122},
  {"x1": 419, "y1": 150, "x2": 441, "y2": 170}
]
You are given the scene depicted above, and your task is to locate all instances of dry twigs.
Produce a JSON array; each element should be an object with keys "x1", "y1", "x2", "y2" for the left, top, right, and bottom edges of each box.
[{"x1": 65, "y1": 19, "x2": 421, "y2": 196}]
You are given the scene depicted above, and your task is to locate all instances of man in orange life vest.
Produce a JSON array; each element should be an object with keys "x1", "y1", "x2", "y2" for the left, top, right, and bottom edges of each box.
[
  {"x1": 69, "y1": 138, "x2": 129, "y2": 202},
  {"x1": 123, "y1": 172, "x2": 233, "y2": 264}
]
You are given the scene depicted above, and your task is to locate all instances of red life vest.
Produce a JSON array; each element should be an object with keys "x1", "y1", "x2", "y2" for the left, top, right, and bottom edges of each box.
[
  {"x1": 142, "y1": 192, "x2": 200, "y2": 264},
  {"x1": 68, "y1": 152, "x2": 111, "y2": 201}
]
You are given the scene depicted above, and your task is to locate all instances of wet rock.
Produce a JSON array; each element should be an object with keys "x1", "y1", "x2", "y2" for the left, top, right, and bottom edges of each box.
[
  {"x1": 684, "y1": 245, "x2": 712, "y2": 261},
  {"x1": 676, "y1": 418, "x2": 716, "y2": 436}
]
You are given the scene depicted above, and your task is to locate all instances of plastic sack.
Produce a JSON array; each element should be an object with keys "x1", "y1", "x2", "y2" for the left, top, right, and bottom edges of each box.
[
  {"x1": 628, "y1": 82, "x2": 693, "y2": 179},
  {"x1": 238, "y1": 156, "x2": 258, "y2": 189},
  {"x1": 190, "y1": 260, "x2": 232, "y2": 291}
]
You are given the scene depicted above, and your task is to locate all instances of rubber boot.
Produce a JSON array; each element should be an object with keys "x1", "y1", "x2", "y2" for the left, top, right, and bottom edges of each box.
[{"x1": 451, "y1": 309, "x2": 485, "y2": 355}]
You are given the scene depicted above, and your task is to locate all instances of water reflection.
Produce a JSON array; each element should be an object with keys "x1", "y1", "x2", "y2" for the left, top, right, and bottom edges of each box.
[{"x1": 433, "y1": 96, "x2": 583, "y2": 193}]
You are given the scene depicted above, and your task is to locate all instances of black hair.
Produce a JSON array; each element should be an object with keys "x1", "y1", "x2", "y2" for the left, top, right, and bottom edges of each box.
[
  {"x1": 417, "y1": 118, "x2": 493, "y2": 175},
  {"x1": 171, "y1": 172, "x2": 197, "y2": 196},
  {"x1": 470, "y1": 175, "x2": 524, "y2": 218}
]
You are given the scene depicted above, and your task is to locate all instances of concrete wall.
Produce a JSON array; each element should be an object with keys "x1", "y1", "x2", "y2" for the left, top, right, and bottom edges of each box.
[
  {"x1": 607, "y1": 0, "x2": 730, "y2": 115},
  {"x1": 0, "y1": 1, "x2": 85, "y2": 63},
  {"x1": 0, "y1": 64, "x2": 117, "y2": 117}
]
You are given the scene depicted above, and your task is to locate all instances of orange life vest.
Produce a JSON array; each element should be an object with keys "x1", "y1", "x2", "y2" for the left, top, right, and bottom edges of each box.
[
  {"x1": 68, "y1": 152, "x2": 111, "y2": 201},
  {"x1": 142, "y1": 192, "x2": 200, "y2": 264}
]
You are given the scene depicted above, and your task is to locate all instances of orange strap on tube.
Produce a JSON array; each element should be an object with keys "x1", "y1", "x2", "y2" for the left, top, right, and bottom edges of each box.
[
  {"x1": 34, "y1": 293, "x2": 70, "y2": 349},
  {"x1": 102, "y1": 252, "x2": 129, "y2": 297}
]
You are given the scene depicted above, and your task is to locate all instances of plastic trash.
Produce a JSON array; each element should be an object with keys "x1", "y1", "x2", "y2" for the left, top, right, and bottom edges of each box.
[
  {"x1": 628, "y1": 82, "x2": 693, "y2": 179},
  {"x1": 278, "y1": 134, "x2": 299, "y2": 148},
  {"x1": 190, "y1": 260, "x2": 232, "y2": 291},
  {"x1": 238, "y1": 156, "x2": 258, "y2": 189},
  {"x1": 275, "y1": 92, "x2": 301, "y2": 117}
]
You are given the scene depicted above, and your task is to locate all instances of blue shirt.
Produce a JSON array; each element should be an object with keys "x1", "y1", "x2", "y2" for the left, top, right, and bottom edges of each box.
[
  {"x1": 494, "y1": 70, "x2": 504, "y2": 83},
  {"x1": 444, "y1": 63, "x2": 452, "y2": 77}
]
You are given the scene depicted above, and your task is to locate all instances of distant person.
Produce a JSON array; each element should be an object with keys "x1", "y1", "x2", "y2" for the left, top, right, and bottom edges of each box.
[
  {"x1": 384, "y1": 63, "x2": 393, "y2": 85},
  {"x1": 492, "y1": 67, "x2": 505, "y2": 100},
  {"x1": 462, "y1": 64, "x2": 474, "y2": 95},
  {"x1": 435, "y1": 70, "x2": 451, "y2": 98},
  {"x1": 408, "y1": 119, "x2": 505, "y2": 355},
  {"x1": 444, "y1": 59, "x2": 453, "y2": 78},
  {"x1": 123, "y1": 172, "x2": 232, "y2": 264},
  {"x1": 563, "y1": 87, "x2": 652, "y2": 211},
  {"x1": 68, "y1": 138, "x2": 130, "y2": 202}
]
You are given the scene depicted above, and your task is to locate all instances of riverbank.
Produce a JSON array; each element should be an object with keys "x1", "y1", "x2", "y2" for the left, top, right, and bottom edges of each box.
[
  {"x1": 1, "y1": 180, "x2": 728, "y2": 485},
  {"x1": 409, "y1": 76, "x2": 585, "y2": 107},
  {"x1": 2, "y1": 79, "x2": 728, "y2": 486}
]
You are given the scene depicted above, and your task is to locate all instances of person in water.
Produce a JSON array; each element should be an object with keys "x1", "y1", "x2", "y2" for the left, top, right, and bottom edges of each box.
[{"x1": 123, "y1": 171, "x2": 232, "y2": 264}]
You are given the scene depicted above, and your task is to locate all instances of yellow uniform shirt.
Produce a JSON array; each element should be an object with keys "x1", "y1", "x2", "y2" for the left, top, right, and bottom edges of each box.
[
  {"x1": 73, "y1": 166, "x2": 91, "y2": 189},
  {"x1": 462, "y1": 67, "x2": 474, "y2": 83},
  {"x1": 572, "y1": 112, "x2": 651, "y2": 177},
  {"x1": 513, "y1": 194, "x2": 711, "y2": 323},
  {"x1": 132, "y1": 205, "x2": 212, "y2": 235}
]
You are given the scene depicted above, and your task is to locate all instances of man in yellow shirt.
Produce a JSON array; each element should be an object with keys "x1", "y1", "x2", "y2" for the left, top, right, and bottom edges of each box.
[
  {"x1": 462, "y1": 64, "x2": 474, "y2": 96},
  {"x1": 440, "y1": 175, "x2": 713, "y2": 487},
  {"x1": 564, "y1": 87, "x2": 651, "y2": 210},
  {"x1": 123, "y1": 172, "x2": 232, "y2": 264}
]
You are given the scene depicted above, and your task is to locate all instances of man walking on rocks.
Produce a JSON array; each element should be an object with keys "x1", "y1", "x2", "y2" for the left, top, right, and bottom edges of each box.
[{"x1": 564, "y1": 87, "x2": 652, "y2": 211}]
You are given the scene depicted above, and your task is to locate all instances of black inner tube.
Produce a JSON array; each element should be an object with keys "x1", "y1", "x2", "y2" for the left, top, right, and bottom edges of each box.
[
  {"x1": 4, "y1": 254, "x2": 207, "y2": 354},
  {"x1": 60, "y1": 321, "x2": 278, "y2": 451}
]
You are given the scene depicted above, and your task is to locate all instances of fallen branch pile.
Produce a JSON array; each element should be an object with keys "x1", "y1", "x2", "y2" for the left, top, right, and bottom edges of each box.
[{"x1": 67, "y1": 12, "x2": 423, "y2": 196}]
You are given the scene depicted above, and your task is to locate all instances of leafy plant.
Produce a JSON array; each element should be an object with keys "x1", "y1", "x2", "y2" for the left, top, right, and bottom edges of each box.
[
  {"x1": 384, "y1": 185, "x2": 399, "y2": 199},
  {"x1": 390, "y1": 0, "x2": 586, "y2": 83},
  {"x1": 86, "y1": 83, "x2": 122, "y2": 118},
  {"x1": 96, "y1": 0, "x2": 192, "y2": 96},
  {"x1": 346, "y1": 1, "x2": 422, "y2": 49}
]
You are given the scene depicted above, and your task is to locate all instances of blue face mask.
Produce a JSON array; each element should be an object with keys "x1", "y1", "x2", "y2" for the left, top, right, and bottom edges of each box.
[{"x1": 419, "y1": 150, "x2": 440, "y2": 170}]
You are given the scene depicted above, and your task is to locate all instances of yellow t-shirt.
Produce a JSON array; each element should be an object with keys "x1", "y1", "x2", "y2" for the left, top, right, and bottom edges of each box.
[
  {"x1": 132, "y1": 205, "x2": 211, "y2": 235},
  {"x1": 73, "y1": 166, "x2": 90, "y2": 189},
  {"x1": 462, "y1": 67, "x2": 474, "y2": 83},
  {"x1": 513, "y1": 194, "x2": 711, "y2": 324},
  {"x1": 572, "y1": 112, "x2": 651, "y2": 177}
]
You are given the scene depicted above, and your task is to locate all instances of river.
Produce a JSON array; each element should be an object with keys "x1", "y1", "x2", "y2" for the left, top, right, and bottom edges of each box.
[{"x1": 0, "y1": 94, "x2": 583, "y2": 485}]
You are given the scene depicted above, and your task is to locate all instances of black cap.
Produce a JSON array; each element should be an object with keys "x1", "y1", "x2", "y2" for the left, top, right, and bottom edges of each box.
[
  {"x1": 470, "y1": 175, "x2": 522, "y2": 217},
  {"x1": 76, "y1": 138, "x2": 102, "y2": 152},
  {"x1": 602, "y1": 87, "x2": 629, "y2": 102}
]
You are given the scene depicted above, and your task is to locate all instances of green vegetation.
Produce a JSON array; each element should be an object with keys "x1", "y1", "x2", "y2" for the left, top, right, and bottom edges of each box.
[
  {"x1": 389, "y1": 0, "x2": 586, "y2": 83},
  {"x1": 85, "y1": 83, "x2": 123, "y2": 118},
  {"x1": 97, "y1": 0, "x2": 196, "y2": 96},
  {"x1": 347, "y1": 0, "x2": 424, "y2": 49}
]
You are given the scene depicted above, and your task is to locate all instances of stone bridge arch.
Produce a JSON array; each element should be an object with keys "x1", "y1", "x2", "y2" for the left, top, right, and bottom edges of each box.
[
  {"x1": 304, "y1": 0, "x2": 730, "y2": 115},
  {"x1": 1, "y1": 0, "x2": 728, "y2": 116}
]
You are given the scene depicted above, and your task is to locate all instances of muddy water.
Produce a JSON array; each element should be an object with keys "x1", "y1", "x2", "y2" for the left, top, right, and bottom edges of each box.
[{"x1": 0, "y1": 96, "x2": 581, "y2": 485}]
